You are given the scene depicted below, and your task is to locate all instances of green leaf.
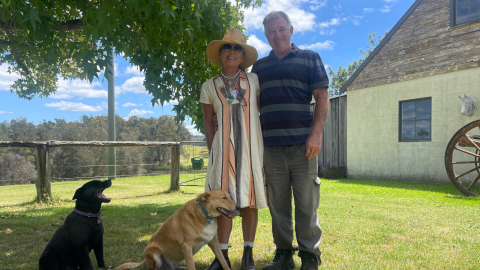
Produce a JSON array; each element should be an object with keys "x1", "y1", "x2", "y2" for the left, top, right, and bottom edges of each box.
[{"x1": 22, "y1": 9, "x2": 42, "y2": 31}]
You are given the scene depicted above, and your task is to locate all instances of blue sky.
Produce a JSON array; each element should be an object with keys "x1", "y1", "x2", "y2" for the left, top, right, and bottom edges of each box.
[{"x1": 0, "y1": 0, "x2": 416, "y2": 135}]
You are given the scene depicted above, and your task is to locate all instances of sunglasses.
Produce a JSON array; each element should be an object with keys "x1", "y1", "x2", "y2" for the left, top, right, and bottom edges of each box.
[{"x1": 221, "y1": 44, "x2": 244, "y2": 54}]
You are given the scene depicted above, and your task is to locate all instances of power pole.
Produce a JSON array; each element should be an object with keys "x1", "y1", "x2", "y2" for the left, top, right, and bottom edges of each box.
[{"x1": 107, "y1": 47, "x2": 116, "y2": 180}]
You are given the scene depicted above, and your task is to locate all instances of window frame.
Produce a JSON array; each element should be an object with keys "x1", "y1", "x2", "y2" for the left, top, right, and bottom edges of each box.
[
  {"x1": 451, "y1": 0, "x2": 480, "y2": 28},
  {"x1": 398, "y1": 97, "x2": 432, "y2": 142}
]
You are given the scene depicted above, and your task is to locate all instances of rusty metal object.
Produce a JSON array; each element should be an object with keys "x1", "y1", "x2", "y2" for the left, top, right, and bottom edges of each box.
[{"x1": 445, "y1": 120, "x2": 480, "y2": 196}]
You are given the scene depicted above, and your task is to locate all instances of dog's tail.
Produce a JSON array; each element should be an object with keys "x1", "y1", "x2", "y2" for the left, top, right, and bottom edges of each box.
[{"x1": 117, "y1": 260, "x2": 146, "y2": 269}]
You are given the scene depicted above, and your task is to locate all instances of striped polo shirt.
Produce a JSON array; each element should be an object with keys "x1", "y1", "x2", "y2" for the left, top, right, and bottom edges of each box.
[{"x1": 251, "y1": 44, "x2": 329, "y2": 146}]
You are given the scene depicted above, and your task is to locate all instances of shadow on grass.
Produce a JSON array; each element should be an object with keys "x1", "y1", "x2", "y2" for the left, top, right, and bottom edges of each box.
[
  {"x1": 0, "y1": 202, "x2": 190, "y2": 269},
  {"x1": 330, "y1": 178, "x2": 480, "y2": 199}
]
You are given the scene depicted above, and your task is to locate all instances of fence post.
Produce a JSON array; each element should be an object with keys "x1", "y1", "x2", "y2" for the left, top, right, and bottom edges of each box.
[
  {"x1": 170, "y1": 144, "x2": 180, "y2": 190},
  {"x1": 35, "y1": 145, "x2": 51, "y2": 203}
]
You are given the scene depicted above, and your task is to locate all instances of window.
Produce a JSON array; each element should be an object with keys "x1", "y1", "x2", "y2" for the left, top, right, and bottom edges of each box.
[
  {"x1": 451, "y1": 0, "x2": 480, "y2": 27},
  {"x1": 399, "y1": 98, "x2": 431, "y2": 142}
]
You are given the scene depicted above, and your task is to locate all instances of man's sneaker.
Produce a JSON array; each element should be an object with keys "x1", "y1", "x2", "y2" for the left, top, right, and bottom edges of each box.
[
  {"x1": 263, "y1": 249, "x2": 295, "y2": 270},
  {"x1": 299, "y1": 251, "x2": 321, "y2": 270}
]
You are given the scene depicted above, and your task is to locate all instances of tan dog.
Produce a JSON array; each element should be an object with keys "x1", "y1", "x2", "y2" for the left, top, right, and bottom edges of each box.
[{"x1": 118, "y1": 189, "x2": 240, "y2": 270}]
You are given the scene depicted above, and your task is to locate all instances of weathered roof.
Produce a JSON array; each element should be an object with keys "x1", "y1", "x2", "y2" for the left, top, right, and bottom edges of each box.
[{"x1": 339, "y1": 0, "x2": 425, "y2": 94}]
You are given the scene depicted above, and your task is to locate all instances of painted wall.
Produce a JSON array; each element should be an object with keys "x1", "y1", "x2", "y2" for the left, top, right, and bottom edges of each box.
[{"x1": 347, "y1": 68, "x2": 479, "y2": 182}]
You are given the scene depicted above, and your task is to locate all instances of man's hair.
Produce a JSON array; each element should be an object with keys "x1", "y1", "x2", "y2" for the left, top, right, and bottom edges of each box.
[{"x1": 263, "y1": 11, "x2": 292, "y2": 31}]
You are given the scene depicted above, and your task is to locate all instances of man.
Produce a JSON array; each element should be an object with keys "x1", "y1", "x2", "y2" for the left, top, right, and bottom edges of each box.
[{"x1": 251, "y1": 11, "x2": 329, "y2": 270}]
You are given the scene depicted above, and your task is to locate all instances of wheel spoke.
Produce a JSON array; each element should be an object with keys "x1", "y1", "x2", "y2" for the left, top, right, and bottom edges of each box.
[
  {"x1": 454, "y1": 146, "x2": 480, "y2": 158},
  {"x1": 452, "y1": 161, "x2": 480, "y2": 164},
  {"x1": 455, "y1": 166, "x2": 480, "y2": 179},
  {"x1": 467, "y1": 174, "x2": 480, "y2": 191},
  {"x1": 463, "y1": 134, "x2": 480, "y2": 152}
]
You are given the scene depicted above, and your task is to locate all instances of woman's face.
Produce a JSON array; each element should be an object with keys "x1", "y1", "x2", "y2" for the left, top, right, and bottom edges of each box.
[{"x1": 219, "y1": 43, "x2": 246, "y2": 70}]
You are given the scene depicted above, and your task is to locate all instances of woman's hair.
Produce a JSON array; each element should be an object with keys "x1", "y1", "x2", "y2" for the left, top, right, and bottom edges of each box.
[{"x1": 262, "y1": 11, "x2": 292, "y2": 30}]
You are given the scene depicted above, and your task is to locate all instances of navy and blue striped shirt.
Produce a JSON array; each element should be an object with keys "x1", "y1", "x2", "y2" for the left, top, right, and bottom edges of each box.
[{"x1": 251, "y1": 44, "x2": 329, "y2": 146}]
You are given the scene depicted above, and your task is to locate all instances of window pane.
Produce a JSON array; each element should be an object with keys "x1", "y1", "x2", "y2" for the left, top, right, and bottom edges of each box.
[
  {"x1": 457, "y1": 1, "x2": 470, "y2": 25},
  {"x1": 402, "y1": 121, "x2": 415, "y2": 139},
  {"x1": 457, "y1": 0, "x2": 469, "y2": 3},
  {"x1": 402, "y1": 102, "x2": 415, "y2": 120},
  {"x1": 471, "y1": 0, "x2": 480, "y2": 20},
  {"x1": 416, "y1": 120, "x2": 431, "y2": 139},
  {"x1": 416, "y1": 99, "x2": 431, "y2": 119}
]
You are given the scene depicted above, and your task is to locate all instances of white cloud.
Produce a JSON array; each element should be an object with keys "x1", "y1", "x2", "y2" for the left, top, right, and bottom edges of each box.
[
  {"x1": 98, "y1": 62, "x2": 120, "y2": 78},
  {"x1": 351, "y1": 16, "x2": 363, "y2": 26},
  {"x1": 44, "y1": 101, "x2": 104, "y2": 111},
  {"x1": 125, "y1": 65, "x2": 144, "y2": 76},
  {"x1": 119, "y1": 77, "x2": 147, "y2": 94},
  {"x1": 0, "y1": 64, "x2": 20, "y2": 91},
  {"x1": 310, "y1": 1, "x2": 327, "y2": 11},
  {"x1": 319, "y1": 29, "x2": 336, "y2": 35},
  {"x1": 363, "y1": 8, "x2": 374, "y2": 13},
  {"x1": 51, "y1": 79, "x2": 107, "y2": 99},
  {"x1": 127, "y1": 109, "x2": 154, "y2": 117},
  {"x1": 243, "y1": 0, "x2": 318, "y2": 33},
  {"x1": 334, "y1": 4, "x2": 342, "y2": 10},
  {"x1": 318, "y1": 18, "x2": 346, "y2": 28},
  {"x1": 164, "y1": 99, "x2": 179, "y2": 105},
  {"x1": 0, "y1": 110, "x2": 13, "y2": 114},
  {"x1": 247, "y1": 35, "x2": 271, "y2": 56},
  {"x1": 299, "y1": 40, "x2": 335, "y2": 50},
  {"x1": 186, "y1": 124, "x2": 201, "y2": 136},
  {"x1": 123, "y1": 102, "x2": 143, "y2": 107},
  {"x1": 380, "y1": 5, "x2": 392, "y2": 12}
]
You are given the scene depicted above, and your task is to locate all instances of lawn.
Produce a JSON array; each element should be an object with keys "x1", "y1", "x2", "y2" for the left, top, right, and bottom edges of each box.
[{"x1": 1, "y1": 176, "x2": 480, "y2": 269}]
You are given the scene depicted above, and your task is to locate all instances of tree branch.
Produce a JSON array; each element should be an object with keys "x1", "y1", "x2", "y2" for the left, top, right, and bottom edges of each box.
[
  {"x1": 5, "y1": 31, "x2": 30, "y2": 75},
  {"x1": 0, "y1": 19, "x2": 84, "y2": 31},
  {"x1": 0, "y1": 39, "x2": 12, "y2": 45}
]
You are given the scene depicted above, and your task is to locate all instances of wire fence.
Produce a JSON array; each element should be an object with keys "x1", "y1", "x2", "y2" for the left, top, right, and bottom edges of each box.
[
  {"x1": 179, "y1": 141, "x2": 208, "y2": 187},
  {"x1": 0, "y1": 141, "x2": 208, "y2": 187}
]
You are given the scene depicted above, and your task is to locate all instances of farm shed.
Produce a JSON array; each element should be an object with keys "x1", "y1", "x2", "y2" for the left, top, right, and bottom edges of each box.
[{"x1": 340, "y1": 0, "x2": 480, "y2": 182}]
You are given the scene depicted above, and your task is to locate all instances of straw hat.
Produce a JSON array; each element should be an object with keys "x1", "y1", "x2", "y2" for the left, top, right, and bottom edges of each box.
[{"x1": 206, "y1": 29, "x2": 258, "y2": 69}]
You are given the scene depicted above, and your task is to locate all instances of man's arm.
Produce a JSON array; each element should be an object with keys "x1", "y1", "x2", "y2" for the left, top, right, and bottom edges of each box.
[{"x1": 305, "y1": 87, "x2": 329, "y2": 159}]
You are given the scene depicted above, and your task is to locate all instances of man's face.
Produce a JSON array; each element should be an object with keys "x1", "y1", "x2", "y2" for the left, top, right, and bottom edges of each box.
[{"x1": 264, "y1": 17, "x2": 293, "y2": 56}]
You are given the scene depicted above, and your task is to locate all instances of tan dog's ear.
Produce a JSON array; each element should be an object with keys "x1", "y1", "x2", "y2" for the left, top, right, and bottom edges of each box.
[{"x1": 196, "y1": 192, "x2": 210, "y2": 202}]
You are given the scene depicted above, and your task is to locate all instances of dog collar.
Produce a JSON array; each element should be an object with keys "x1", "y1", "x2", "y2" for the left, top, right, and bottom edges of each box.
[
  {"x1": 200, "y1": 202, "x2": 215, "y2": 225},
  {"x1": 73, "y1": 208, "x2": 102, "y2": 222}
]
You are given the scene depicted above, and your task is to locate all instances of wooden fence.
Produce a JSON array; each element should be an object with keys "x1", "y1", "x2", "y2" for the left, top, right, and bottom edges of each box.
[
  {"x1": 318, "y1": 94, "x2": 347, "y2": 177},
  {"x1": 0, "y1": 141, "x2": 181, "y2": 202}
]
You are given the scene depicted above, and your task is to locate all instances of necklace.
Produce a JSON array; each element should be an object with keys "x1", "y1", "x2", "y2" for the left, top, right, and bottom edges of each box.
[
  {"x1": 221, "y1": 69, "x2": 240, "y2": 79},
  {"x1": 220, "y1": 70, "x2": 241, "y2": 103}
]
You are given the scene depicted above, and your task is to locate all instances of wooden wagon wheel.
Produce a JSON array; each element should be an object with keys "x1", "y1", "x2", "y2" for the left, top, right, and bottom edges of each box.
[{"x1": 445, "y1": 119, "x2": 480, "y2": 196}]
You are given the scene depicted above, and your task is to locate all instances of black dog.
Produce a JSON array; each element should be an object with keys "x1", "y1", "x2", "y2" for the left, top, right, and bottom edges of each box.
[{"x1": 39, "y1": 179, "x2": 112, "y2": 270}]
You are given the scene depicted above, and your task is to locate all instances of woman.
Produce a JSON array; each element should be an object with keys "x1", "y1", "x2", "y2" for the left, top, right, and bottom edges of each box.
[{"x1": 200, "y1": 29, "x2": 266, "y2": 270}]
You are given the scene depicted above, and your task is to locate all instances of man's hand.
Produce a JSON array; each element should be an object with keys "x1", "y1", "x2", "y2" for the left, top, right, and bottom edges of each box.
[
  {"x1": 306, "y1": 87, "x2": 329, "y2": 159},
  {"x1": 213, "y1": 113, "x2": 218, "y2": 132},
  {"x1": 305, "y1": 131, "x2": 322, "y2": 159}
]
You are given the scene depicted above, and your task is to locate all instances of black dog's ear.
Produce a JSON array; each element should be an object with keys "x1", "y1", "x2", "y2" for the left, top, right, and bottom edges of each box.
[
  {"x1": 196, "y1": 192, "x2": 210, "y2": 202},
  {"x1": 72, "y1": 187, "x2": 85, "y2": 200}
]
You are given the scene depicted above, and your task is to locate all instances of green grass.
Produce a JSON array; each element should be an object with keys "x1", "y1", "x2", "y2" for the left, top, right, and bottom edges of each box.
[{"x1": 1, "y1": 177, "x2": 480, "y2": 269}]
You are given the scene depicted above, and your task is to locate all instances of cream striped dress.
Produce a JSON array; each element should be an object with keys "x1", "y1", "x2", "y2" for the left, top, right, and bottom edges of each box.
[{"x1": 200, "y1": 71, "x2": 266, "y2": 209}]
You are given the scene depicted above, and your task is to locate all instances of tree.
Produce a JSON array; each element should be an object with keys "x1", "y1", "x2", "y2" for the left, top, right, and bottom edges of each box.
[
  {"x1": 0, "y1": 153, "x2": 36, "y2": 186},
  {"x1": 328, "y1": 30, "x2": 389, "y2": 96},
  {"x1": 1, "y1": 0, "x2": 261, "y2": 132}
]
